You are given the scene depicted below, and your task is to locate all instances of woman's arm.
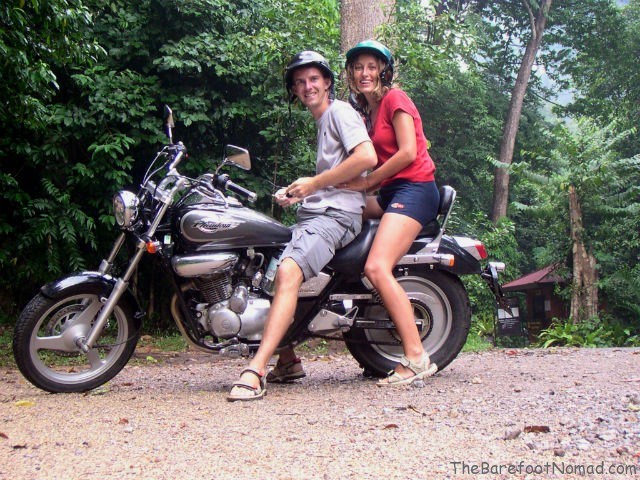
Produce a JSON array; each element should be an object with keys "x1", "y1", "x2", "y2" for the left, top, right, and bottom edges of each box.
[
  {"x1": 366, "y1": 110, "x2": 416, "y2": 186},
  {"x1": 285, "y1": 140, "x2": 377, "y2": 198}
]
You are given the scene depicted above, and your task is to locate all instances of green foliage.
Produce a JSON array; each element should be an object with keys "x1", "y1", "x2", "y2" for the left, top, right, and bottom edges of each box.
[
  {"x1": 537, "y1": 316, "x2": 640, "y2": 348},
  {"x1": 506, "y1": 118, "x2": 640, "y2": 323},
  {"x1": 1, "y1": 0, "x2": 638, "y2": 337},
  {"x1": 462, "y1": 329, "x2": 494, "y2": 352},
  {"x1": 538, "y1": 318, "x2": 607, "y2": 348},
  {"x1": 0, "y1": 0, "x2": 104, "y2": 130},
  {"x1": 0, "y1": 327, "x2": 15, "y2": 367},
  {"x1": 138, "y1": 333, "x2": 188, "y2": 353},
  {"x1": 0, "y1": 0, "x2": 107, "y2": 307},
  {"x1": 410, "y1": 66, "x2": 505, "y2": 215},
  {"x1": 377, "y1": 0, "x2": 477, "y2": 81},
  {"x1": 547, "y1": 0, "x2": 640, "y2": 157},
  {"x1": 474, "y1": 0, "x2": 556, "y2": 97},
  {"x1": 470, "y1": 311, "x2": 495, "y2": 339},
  {"x1": 0, "y1": 0, "x2": 343, "y2": 316},
  {"x1": 599, "y1": 263, "x2": 640, "y2": 321}
]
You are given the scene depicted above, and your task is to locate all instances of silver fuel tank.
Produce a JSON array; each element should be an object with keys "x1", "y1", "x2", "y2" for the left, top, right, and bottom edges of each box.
[{"x1": 178, "y1": 203, "x2": 292, "y2": 251}]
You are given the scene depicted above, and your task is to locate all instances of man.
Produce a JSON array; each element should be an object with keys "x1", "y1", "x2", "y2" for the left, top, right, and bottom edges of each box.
[{"x1": 228, "y1": 51, "x2": 376, "y2": 401}]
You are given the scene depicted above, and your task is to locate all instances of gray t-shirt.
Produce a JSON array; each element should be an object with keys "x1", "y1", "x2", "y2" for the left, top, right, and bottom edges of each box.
[{"x1": 300, "y1": 100, "x2": 371, "y2": 214}]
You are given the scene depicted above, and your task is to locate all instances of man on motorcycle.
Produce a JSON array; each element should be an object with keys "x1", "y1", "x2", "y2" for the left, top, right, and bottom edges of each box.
[{"x1": 228, "y1": 51, "x2": 377, "y2": 401}]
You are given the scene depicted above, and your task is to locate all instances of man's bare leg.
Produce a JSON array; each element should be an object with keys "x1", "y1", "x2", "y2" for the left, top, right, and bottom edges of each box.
[{"x1": 229, "y1": 258, "x2": 303, "y2": 393}]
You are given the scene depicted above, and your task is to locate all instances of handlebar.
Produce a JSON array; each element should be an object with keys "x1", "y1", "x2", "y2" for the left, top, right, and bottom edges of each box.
[
  {"x1": 167, "y1": 142, "x2": 187, "y2": 171},
  {"x1": 151, "y1": 141, "x2": 257, "y2": 204},
  {"x1": 213, "y1": 174, "x2": 257, "y2": 203}
]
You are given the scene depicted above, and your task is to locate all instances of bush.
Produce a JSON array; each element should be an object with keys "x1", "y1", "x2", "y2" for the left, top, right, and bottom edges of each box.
[{"x1": 537, "y1": 316, "x2": 640, "y2": 348}]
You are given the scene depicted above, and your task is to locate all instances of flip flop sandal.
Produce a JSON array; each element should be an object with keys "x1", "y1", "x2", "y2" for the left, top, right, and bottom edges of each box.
[
  {"x1": 377, "y1": 354, "x2": 438, "y2": 387},
  {"x1": 266, "y1": 358, "x2": 306, "y2": 383},
  {"x1": 227, "y1": 367, "x2": 267, "y2": 402}
]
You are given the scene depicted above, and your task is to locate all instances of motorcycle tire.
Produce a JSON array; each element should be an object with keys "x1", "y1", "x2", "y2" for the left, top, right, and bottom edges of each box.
[
  {"x1": 343, "y1": 270, "x2": 471, "y2": 378},
  {"x1": 13, "y1": 286, "x2": 139, "y2": 393}
]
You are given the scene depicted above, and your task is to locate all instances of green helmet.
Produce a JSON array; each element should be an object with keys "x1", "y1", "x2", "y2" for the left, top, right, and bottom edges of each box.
[
  {"x1": 284, "y1": 50, "x2": 335, "y2": 99},
  {"x1": 345, "y1": 40, "x2": 394, "y2": 86}
]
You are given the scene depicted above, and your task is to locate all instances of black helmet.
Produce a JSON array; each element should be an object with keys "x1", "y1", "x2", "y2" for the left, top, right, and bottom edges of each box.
[
  {"x1": 345, "y1": 39, "x2": 394, "y2": 86},
  {"x1": 284, "y1": 51, "x2": 335, "y2": 98}
]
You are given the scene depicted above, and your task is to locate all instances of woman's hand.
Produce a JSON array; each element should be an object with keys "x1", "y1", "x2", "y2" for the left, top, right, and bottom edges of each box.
[{"x1": 339, "y1": 177, "x2": 368, "y2": 192}]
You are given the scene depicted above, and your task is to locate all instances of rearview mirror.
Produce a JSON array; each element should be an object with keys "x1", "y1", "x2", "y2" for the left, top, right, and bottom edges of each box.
[
  {"x1": 223, "y1": 145, "x2": 251, "y2": 170},
  {"x1": 163, "y1": 105, "x2": 174, "y2": 144}
]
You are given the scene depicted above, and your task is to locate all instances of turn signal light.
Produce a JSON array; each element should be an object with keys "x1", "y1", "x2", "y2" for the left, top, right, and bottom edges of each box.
[
  {"x1": 436, "y1": 254, "x2": 455, "y2": 267},
  {"x1": 146, "y1": 241, "x2": 161, "y2": 254}
]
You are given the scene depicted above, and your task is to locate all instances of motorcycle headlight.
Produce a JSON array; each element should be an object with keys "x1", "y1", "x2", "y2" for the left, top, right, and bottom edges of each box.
[{"x1": 113, "y1": 191, "x2": 139, "y2": 228}]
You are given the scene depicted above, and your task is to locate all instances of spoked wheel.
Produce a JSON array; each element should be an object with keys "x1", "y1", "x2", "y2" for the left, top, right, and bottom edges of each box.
[
  {"x1": 13, "y1": 288, "x2": 139, "y2": 393},
  {"x1": 344, "y1": 270, "x2": 471, "y2": 377}
]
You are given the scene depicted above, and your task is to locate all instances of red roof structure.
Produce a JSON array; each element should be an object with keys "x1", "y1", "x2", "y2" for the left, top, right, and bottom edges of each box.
[
  {"x1": 501, "y1": 264, "x2": 569, "y2": 341},
  {"x1": 502, "y1": 264, "x2": 566, "y2": 292}
]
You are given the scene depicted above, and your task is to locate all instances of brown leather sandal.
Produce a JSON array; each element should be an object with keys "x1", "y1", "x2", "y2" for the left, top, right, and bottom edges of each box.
[
  {"x1": 227, "y1": 368, "x2": 267, "y2": 402},
  {"x1": 266, "y1": 358, "x2": 306, "y2": 383}
]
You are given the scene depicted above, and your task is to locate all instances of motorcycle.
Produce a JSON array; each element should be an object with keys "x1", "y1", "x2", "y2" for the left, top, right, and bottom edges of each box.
[{"x1": 13, "y1": 106, "x2": 507, "y2": 393}]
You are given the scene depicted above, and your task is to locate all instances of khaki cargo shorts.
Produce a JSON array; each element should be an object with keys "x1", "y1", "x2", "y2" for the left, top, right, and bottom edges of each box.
[{"x1": 280, "y1": 207, "x2": 362, "y2": 281}]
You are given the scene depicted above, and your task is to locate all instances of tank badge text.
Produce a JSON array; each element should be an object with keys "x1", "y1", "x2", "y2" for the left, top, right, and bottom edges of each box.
[{"x1": 193, "y1": 219, "x2": 238, "y2": 233}]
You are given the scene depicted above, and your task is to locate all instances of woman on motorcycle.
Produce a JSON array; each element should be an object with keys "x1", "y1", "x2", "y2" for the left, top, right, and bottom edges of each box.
[{"x1": 342, "y1": 40, "x2": 440, "y2": 385}]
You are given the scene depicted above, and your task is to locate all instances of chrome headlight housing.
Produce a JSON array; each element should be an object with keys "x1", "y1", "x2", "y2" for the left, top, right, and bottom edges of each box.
[{"x1": 113, "y1": 191, "x2": 139, "y2": 228}]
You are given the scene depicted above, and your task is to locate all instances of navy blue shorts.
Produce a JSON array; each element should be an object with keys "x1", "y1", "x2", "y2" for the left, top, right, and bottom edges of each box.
[{"x1": 376, "y1": 180, "x2": 440, "y2": 226}]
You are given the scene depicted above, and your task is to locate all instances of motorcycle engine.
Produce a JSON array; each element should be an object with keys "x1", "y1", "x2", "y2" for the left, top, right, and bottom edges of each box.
[
  {"x1": 172, "y1": 252, "x2": 270, "y2": 341},
  {"x1": 204, "y1": 286, "x2": 270, "y2": 341}
]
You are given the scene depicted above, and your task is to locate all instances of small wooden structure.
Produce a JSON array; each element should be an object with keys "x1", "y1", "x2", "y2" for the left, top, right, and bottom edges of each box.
[{"x1": 501, "y1": 264, "x2": 568, "y2": 342}]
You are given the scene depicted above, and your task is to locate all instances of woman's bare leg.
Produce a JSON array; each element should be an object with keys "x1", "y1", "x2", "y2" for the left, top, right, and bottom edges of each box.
[{"x1": 364, "y1": 213, "x2": 426, "y2": 377}]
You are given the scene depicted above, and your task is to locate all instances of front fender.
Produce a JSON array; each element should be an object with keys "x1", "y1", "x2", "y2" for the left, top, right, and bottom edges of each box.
[{"x1": 40, "y1": 271, "x2": 144, "y2": 325}]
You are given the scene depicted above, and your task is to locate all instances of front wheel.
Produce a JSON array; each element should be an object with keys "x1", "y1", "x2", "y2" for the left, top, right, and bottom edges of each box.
[
  {"x1": 344, "y1": 270, "x2": 471, "y2": 377},
  {"x1": 13, "y1": 287, "x2": 139, "y2": 393}
]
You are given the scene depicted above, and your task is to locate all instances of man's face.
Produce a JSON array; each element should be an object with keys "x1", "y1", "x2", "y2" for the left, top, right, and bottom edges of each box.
[{"x1": 291, "y1": 66, "x2": 331, "y2": 111}]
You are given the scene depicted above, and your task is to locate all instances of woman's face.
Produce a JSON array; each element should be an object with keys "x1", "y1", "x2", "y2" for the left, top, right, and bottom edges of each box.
[{"x1": 352, "y1": 53, "x2": 380, "y2": 95}]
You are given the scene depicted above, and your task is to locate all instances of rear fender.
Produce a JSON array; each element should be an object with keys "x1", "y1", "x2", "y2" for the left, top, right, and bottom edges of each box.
[
  {"x1": 40, "y1": 271, "x2": 144, "y2": 326},
  {"x1": 430, "y1": 236, "x2": 482, "y2": 275}
]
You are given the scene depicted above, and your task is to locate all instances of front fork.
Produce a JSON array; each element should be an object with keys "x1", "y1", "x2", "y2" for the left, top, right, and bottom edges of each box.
[
  {"x1": 77, "y1": 175, "x2": 185, "y2": 353},
  {"x1": 77, "y1": 237, "x2": 146, "y2": 352},
  {"x1": 98, "y1": 232, "x2": 126, "y2": 276}
]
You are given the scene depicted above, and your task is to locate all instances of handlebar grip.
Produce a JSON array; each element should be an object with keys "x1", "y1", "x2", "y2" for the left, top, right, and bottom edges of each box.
[{"x1": 226, "y1": 180, "x2": 257, "y2": 203}]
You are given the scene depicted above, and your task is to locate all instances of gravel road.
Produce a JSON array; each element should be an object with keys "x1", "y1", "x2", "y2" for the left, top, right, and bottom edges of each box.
[{"x1": 1, "y1": 347, "x2": 639, "y2": 480}]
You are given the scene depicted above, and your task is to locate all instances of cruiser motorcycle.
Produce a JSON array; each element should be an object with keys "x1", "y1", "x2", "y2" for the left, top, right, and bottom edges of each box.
[{"x1": 13, "y1": 107, "x2": 507, "y2": 393}]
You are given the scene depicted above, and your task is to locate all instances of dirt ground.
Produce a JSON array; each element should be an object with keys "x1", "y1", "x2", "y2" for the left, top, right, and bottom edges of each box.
[{"x1": 1, "y1": 346, "x2": 639, "y2": 479}]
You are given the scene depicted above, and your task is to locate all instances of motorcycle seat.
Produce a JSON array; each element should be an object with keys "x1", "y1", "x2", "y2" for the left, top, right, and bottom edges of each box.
[
  {"x1": 329, "y1": 219, "x2": 379, "y2": 274},
  {"x1": 329, "y1": 218, "x2": 441, "y2": 274},
  {"x1": 329, "y1": 185, "x2": 453, "y2": 275}
]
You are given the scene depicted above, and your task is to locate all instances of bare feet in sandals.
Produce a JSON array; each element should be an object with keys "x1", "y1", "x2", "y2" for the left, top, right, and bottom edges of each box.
[
  {"x1": 227, "y1": 368, "x2": 266, "y2": 401},
  {"x1": 377, "y1": 353, "x2": 437, "y2": 386},
  {"x1": 266, "y1": 358, "x2": 306, "y2": 383}
]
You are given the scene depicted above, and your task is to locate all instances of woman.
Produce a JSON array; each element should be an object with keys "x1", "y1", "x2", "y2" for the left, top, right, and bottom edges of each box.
[{"x1": 343, "y1": 39, "x2": 440, "y2": 386}]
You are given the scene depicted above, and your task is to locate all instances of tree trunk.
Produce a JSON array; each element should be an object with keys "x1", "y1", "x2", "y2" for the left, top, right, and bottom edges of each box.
[
  {"x1": 568, "y1": 185, "x2": 599, "y2": 323},
  {"x1": 340, "y1": 0, "x2": 395, "y2": 53},
  {"x1": 491, "y1": 0, "x2": 553, "y2": 222}
]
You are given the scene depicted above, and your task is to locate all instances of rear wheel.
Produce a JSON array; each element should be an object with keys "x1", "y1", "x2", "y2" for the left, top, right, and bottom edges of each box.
[
  {"x1": 13, "y1": 288, "x2": 139, "y2": 393},
  {"x1": 344, "y1": 270, "x2": 471, "y2": 377}
]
